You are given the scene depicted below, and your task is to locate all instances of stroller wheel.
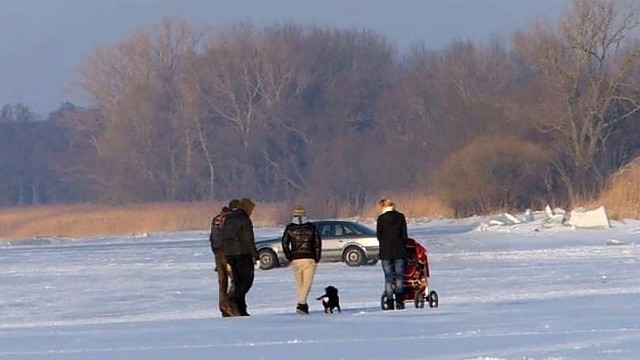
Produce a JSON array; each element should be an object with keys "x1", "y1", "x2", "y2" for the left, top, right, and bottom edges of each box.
[
  {"x1": 380, "y1": 292, "x2": 390, "y2": 310},
  {"x1": 414, "y1": 291, "x2": 425, "y2": 308},
  {"x1": 428, "y1": 290, "x2": 439, "y2": 308}
]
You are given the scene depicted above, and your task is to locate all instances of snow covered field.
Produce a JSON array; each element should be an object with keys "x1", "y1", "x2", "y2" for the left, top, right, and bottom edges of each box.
[{"x1": 1, "y1": 218, "x2": 639, "y2": 359}]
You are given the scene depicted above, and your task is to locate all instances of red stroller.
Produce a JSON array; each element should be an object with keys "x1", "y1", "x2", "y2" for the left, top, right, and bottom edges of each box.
[{"x1": 380, "y1": 238, "x2": 439, "y2": 309}]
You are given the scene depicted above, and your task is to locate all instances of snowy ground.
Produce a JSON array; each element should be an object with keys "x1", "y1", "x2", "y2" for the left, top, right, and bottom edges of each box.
[{"x1": 1, "y1": 217, "x2": 639, "y2": 359}]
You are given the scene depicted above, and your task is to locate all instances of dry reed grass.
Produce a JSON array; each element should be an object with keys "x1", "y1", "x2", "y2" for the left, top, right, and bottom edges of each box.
[
  {"x1": 359, "y1": 194, "x2": 454, "y2": 219},
  {"x1": 0, "y1": 201, "x2": 289, "y2": 241},
  {"x1": 0, "y1": 195, "x2": 451, "y2": 241},
  {"x1": 599, "y1": 157, "x2": 640, "y2": 220}
]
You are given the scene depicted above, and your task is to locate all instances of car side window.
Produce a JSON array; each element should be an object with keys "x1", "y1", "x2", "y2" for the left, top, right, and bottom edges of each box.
[
  {"x1": 341, "y1": 224, "x2": 357, "y2": 236},
  {"x1": 319, "y1": 224, "x2": 334, "y2": 238},
  {"x1": 316, "y1": 223, "x2": 365, "y2": 238}
]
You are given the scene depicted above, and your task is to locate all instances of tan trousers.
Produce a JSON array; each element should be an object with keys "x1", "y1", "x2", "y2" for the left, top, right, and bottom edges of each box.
[
  {"x1": 214, "y1": 250, "x2": 236, "y2": 316},
  {"x1": 291, "y1": 259, "x2": 317, "y2": 305}
]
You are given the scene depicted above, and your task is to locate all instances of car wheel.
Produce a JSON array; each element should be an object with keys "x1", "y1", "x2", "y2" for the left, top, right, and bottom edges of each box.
[
  {"x1": 258, "y1": 249, "x2": 279, "y2": 270},
  {"x1": 343, "y1": 246, "x2": 366, "y2": 267}
]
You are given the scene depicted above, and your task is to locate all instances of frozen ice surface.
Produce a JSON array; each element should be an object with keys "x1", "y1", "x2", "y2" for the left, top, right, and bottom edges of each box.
[{"x1": 1, "y1": 219, "x2": 639, "y2": 359}]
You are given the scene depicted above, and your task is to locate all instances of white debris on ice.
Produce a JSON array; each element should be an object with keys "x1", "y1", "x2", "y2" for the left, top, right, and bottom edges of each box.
[{"x1": 477, "y1": 205, "x2": 613, "y2": 232}]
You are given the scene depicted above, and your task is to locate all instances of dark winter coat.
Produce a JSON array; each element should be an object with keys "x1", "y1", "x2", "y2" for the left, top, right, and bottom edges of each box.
[
  {"x1": 376, "y1": 210, "x2": 408, "y2": 260},
  {"x1": 221, "y1": 209, "x2": 258, "y2": 260},
  {"x1": 281, "y1": 220, "x2": 322, "y2": 262}
]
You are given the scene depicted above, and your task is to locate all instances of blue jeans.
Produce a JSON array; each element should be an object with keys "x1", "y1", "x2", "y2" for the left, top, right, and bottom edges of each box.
[{"x1": 382, "y1": 259, "x2": 405, "y2": 296}]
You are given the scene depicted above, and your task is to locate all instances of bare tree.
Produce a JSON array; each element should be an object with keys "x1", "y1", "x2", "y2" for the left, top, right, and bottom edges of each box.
[
  {"x1": 79, "y1": 18, "x2": 203, "y2": 201},
  {"x1": 374, "y1": 40, "x2": 520, "y2": 196},
  {"x1": 513, "y1": 0, "x2": 640, "y2": 202}
]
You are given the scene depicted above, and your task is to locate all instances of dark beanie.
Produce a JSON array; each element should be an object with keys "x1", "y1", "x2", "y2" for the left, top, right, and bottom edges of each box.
[{"x1": 228, "y1": 199, "x2": 240, "y2": 209}]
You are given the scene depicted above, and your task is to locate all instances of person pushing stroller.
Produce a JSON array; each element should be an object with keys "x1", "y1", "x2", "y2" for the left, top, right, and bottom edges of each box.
[{"x1": 376, "y1": 198, "x2": 408, "y2": 310}]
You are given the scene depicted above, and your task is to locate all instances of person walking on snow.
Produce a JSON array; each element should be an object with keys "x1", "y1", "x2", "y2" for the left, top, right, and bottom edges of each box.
[
  {"x1": 376, "y1": 198, "x2": 408, "y2": 310},
  {"x1": 209, "y1": 199, "x2": 239, "y2": 317},
  {"x1": 222, "y1": 198, "x2": 258, "y2": 316},
  {"x1": 281, "y1": 205, "x2": 322, "y2": 315}
]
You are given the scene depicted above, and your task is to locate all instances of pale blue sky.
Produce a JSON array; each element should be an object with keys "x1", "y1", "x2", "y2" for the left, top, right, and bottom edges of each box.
[{"x1": 0, "y1": 0, "x2": 569, "y2": 115}]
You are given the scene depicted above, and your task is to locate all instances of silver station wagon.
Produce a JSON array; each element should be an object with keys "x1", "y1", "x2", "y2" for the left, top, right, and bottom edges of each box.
[{"x1": 256, "y1": 220, "x2": 380, "y2": 270}]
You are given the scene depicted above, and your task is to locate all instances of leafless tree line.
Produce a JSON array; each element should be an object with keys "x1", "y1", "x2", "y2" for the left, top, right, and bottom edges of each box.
[{"x1": 2, "y1": 0, "x2": 640, "y2": 216}]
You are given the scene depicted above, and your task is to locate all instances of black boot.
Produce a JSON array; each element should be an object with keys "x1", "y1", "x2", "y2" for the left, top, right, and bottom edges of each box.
[
  {"x1": 385, "y1": 298, "x2": 395, "y2": 310},
  {"x1": 296, "y1": 303, "x2": 309, "y2": 315},
  {"x1": 395, "y1": 293, "x2": 405, "y2": 310}
]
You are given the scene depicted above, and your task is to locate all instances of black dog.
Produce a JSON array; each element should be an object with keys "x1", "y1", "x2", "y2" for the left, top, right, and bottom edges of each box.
[{"x1": 316, "y1": 286, "x2": 341, "y2": 314}]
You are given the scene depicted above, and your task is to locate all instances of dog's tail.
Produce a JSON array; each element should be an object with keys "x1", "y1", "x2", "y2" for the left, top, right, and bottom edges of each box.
[{"x1": 316, "y1": 294, "x2": 327, "y2": 301}]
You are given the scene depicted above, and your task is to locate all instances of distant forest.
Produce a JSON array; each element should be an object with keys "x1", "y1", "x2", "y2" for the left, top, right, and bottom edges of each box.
[{"x1": 2, "y1": 0, "x2": 640, "y2": 216}]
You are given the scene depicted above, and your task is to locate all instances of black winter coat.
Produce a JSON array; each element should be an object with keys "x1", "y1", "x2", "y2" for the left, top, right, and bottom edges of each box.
[
  {"x1": 221, "y1": 209, "x2": 258, "y2": 260},
  {"x1": 376, "y1": 210, "x2": 408, "y2": 260},
  {"x1": 281, "y1": 221, "x2": 322, "y2": 262}
]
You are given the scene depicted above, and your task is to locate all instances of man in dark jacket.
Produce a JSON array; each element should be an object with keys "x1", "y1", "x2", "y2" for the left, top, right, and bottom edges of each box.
[
  {"x1": 376, "y1": 198, "x2": 408, "y2": 310},
  {"x1": 281, "y1": 205, "x2": 321, "y2": 314},
  {"x1": 209, "y1": 200, "x2": 239, "y2": 317},
  {"x1": 222, "y1": 198, "x2": 258, "y2": 316}
]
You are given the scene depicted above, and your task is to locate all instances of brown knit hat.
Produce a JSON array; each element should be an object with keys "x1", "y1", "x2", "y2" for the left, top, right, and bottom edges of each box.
[
  {"x1": 238, "y1": 198, "x2": 255, "y2": 216},
  {"x1": 293, "y1": 205, "x2": 306, "y2": 217}
]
